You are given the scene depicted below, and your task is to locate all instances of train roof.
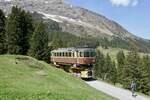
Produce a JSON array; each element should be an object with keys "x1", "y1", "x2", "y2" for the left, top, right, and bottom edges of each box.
[{"x1": 51, "y1": 48, "x2": 95, "y2": 53}]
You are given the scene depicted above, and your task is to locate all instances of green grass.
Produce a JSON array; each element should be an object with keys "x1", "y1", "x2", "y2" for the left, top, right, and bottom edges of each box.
[{"x1": 0, "y1": 55, "x2": 116, "y2": 100}]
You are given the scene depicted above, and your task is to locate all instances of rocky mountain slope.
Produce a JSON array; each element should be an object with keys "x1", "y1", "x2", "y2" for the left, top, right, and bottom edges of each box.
[
  {"x1": 0, "y1": 0, "x2": 150, "y2": 52},
  {"x1": 0, "y1": 0, "x2": 134, "y2": 38}
]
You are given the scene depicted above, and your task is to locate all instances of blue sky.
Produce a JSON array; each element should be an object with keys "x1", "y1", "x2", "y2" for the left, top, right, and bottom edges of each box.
[{"x1": 65, "y1": 0, "x2": 150, "y2": 39}]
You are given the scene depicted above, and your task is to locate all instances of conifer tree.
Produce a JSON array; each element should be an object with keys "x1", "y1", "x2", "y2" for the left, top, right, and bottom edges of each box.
[
  {"x1": 104, "y1": 54, "x2": 117, "y2": 84},
  {"x1": 108, "y1": 61, "x2": 117, "y2": 85},
  {"x1": 139, "y1": 55, "x2": 150, "y2": 94},
  {"x1": 18, "y1": 10, "x2": 34, "y2": 55},
  {"x1": 51, "y1": 39, "x2": 63, "y2": 49},
  {"x1": 142, "y1": 55, "x2": 150, "y2": 82},
  {"x1": 0, "y1": 9, "x2": 6, "y2": 54},
  {"x1": 117, "y1": 50, "x2": 125, "y2": 83},
  {"x1": 6, "y1": 6, "x2": 22, "y2": 54},
  {"x1": 122, "y1": 50, "x2": 141, "y2": 89},
  {"x1": 104, "y1": 54, "x2": 112, "y2": 80},
  {"x1": 93, "y1": 49, "x2": 105, "y2": 79},
  {"x1": 6, "y1": 6, "x2": 33, "y2": 54},
  {"x1": 28, "y1": 22, "x2": 49, "y2": 61}
]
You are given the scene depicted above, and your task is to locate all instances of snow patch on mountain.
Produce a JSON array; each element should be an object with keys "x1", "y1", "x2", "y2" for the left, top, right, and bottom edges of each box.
[
  {"x1": 39, "y1": 12, "x2": 113, "y2": 36},
  {"x1": 40, "y1": 12, "x2": 63, "y2": 23}
]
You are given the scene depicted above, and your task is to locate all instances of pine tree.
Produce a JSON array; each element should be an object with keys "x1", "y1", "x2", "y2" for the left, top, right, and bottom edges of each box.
[
  {"x1": 18, "y1": 10, "x2": 34, "y2": 55},
  {"x1": 142, "y1": 55, "x2": 150, "y2": 82},
  {"x1": 108, "y1": 61, "x2": 117, "y2": 85},
  {"x1": 6, "y1": 6, "x2": 22, "y2": 54},
  {"x1": 6, "y1": 6, "x2": 34, "y2": 54},
  {"x1": 104, "y1": 53, "x2": 112, "y2": 80},
  {"x1": 117, "y1": 50, "x2": 125, "y2": 83},
  {"x1": 93, "y1": 49, "x2": 105, "y2": 79},
  {"x1": 139, "y1": 55, "x2": 150, "y2": 94},
  {"x1": 28, "y1": 22, "x2": 49, "y2": 61},
  {"x1": 122, "y1": 50, "x2": 141, "y2": 89},
  {"x1": 0, "y1": 9, "x2": 6, "y2": 54},
  {"x1": 51, "y1": 39, "x2": 63, "y2": 49}
]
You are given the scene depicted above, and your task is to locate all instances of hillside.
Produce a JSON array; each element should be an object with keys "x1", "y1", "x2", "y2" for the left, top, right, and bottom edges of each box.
[
  {"x1": 98, "y1": 47, "x2": 150, "y2": 60},
  {"x1": 0, "y1": 55, "x2": 116, "y2": 100}
]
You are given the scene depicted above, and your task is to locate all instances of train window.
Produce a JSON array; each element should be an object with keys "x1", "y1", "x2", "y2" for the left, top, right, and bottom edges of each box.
[
  {"x1": 79, "y1": 52, "x2": 81, "y2": 57},
  {"x1": 80, "y1": 52, "x2": 82, "y2": 57},
  {"x1": 64, "y1": 52, "x2": 66, "y2": 57},
  {"x1": 72, "y1": 52, "x2": 74, "y2": 57},
  {"x1": 65, "y1": 52, "x2": 67, "y2": 57},
  {"x1": 84, "y1": 52, "x2": 90, "y2": 57},
  {"x1": 67, "y1": 52, "x2": 69, "y2": 57},
  {"x1": 69, "y1": 52, "x2": 71, "y2": 57},
  {"x1": 65, "y1": 52, "x2": 68, "y2": 57},
  {"x1": 61, "y1": 52, "x2": 63, "y2": 57},
  {"x1": 64, "y1": 52, "x2": 65, "y2": 57},
  {"x1": 62, "y1": 52, "x2": 65, "y2": 57},
  {"x1": 80, "y1": 52, "x2": 84, "y2": 57},
  {"x1": 91, "y1": 52, "x2": 96, "y2": 57}
]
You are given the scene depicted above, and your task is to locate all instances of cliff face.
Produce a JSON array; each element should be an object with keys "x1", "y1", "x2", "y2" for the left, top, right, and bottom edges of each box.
[{"x1": 0, "y1": 0, "x2": 134, "y2": 38}]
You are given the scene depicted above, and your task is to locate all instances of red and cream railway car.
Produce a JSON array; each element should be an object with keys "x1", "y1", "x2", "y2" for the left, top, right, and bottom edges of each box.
[
  {"x1": 51, "y1": 48, "x2": 96, "y2": 78},
  {"x1": 51, "y1": 48, "x2": 96, "y2": 65}
]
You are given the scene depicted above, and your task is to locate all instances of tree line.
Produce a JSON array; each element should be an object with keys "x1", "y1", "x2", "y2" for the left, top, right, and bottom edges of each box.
[
  {"x1": 94, "y1": 49, "x2": 150, "y2": 95},
  {"x1": 0, "y1": 6, "x2": 49, "y2": 62},
  {"x1": 48, "y1": 31, "x2": 150, "y2": 53}
]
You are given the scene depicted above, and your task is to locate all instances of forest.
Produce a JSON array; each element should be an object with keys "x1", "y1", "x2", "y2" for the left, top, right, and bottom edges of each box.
[{"x1": 94, "y1": 50, "x2": 150, "y2": 95}]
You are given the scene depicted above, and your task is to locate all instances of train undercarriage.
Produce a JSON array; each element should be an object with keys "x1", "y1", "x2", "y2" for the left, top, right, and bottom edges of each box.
[{"x1": 54, "y1": 63, "x2": 93, "y2": 79}]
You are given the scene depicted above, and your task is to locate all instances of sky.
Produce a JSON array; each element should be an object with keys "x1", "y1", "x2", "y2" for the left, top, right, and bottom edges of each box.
[{"x1": 65, "y1": 0, "x2": 150, "y2": 39}]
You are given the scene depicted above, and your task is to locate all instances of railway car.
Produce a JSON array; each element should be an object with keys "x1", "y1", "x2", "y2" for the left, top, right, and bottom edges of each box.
[{"x1": 51, "y1": 48, "x2": 96, "y2": 78}]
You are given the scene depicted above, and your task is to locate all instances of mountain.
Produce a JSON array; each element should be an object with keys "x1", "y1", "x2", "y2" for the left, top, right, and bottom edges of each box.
[
  {"x1": 0, "y1": 0, "x2": 150, "y2": 52},
  {"x1": 0, "y1": 0, "x2": 135, "y2": 37}
]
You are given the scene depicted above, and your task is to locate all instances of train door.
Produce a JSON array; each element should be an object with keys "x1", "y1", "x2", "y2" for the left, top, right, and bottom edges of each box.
[{"x1": 73, "y1": 51, "x2": 78, "y2": 64}]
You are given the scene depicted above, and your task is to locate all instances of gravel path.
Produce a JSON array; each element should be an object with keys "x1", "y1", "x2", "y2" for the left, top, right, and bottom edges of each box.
[{"x1": 86, "y1": 81, "x2": 150, "y2": 100}]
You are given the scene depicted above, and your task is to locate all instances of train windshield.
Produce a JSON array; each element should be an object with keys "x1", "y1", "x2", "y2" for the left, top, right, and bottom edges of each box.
[
  {"x1": 91, "y1": 51, "x2": 96, "y2": 57},
  {"x1": 80, "y1": 51, "x2": 96, "y2": 57}
]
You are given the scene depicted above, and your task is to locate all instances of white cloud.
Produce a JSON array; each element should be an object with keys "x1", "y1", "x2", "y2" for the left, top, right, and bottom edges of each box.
[
  {"x1": 132, "y1": 0, "x2": 138, "y2": 6},
  {"x1": 4, "y1": 0, "x2": 12, "y2": 1},
  {"x1": 109, "y1": 0, "x2": 139, "y2": 7}
]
